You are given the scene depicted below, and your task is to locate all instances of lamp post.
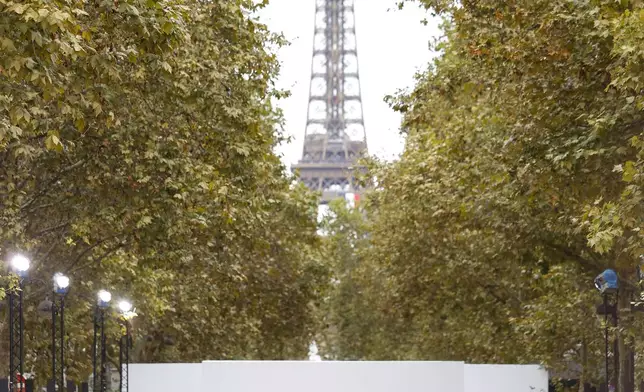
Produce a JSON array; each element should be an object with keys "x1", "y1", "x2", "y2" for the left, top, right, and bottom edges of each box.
[
  {"x1": 595, "y1": 269, "x2": 619, "y2": 392},
  {"x1": 50, "y1": 273, "x2": 70, "y2": 392},
  {"x1": 8, "y1": 254, "x2": 30, "y2": 392},
  {"x1": 118, "y1": 300, "x2": 135, "y2": 392},
  {"x1": 92, "y1": 290, "x2": 111, "y2": 392}
]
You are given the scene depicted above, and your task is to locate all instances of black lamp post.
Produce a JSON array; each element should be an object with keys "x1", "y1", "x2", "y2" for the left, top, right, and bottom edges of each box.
[
  {"x1": 8, "y1": 254, "x2": 30, "y2": 392},
  {"x1": 595, "y1": 269, "x2": 619, "y2": 391},
  {"x1": 117, "y1": 300, "x2": 135, "y2": 392},
  {"x1": 50, "y1": 273, "x2": 70, "y2": 392},
  {"x1": 92, "y1": 290, "x2": 111, "y2": 392}
]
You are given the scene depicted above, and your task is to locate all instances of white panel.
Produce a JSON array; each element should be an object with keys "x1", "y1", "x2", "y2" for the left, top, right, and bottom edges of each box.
[
  {"x1": 200, "y1": 361, "x2": 464, "y2": 392},
  {"x1": 464, "y1": 364, "x2": 548, "y2": 392},
  {"x1": 129, "y1": 361, "x2": 550, "y2": 392},
  {"x1": 130, "y1": 363, "x2": 201, "y2": 392}
]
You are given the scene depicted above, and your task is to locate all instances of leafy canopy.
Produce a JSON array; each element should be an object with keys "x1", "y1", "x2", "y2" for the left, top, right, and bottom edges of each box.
[
  {"x1": 319, "y1": 0, "x2": 644, "y2": 387},
  {"x1": 0, "y1": 0, "x2": 326, "y2": 382}
]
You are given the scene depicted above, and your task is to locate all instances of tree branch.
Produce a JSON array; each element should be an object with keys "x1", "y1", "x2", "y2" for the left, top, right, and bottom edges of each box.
[
  {"x1": 32, "y1": 221, "x2": 71, "y2": 238},
  {"x1": 65, "y1": 233, "x2": 125, "y2": 272},
  {"x1": 19, "y1": 159, "x2": 87, "y2": 211},
  {"x1": 69, "y1": 242, "x2": 126, "y2": 274}
]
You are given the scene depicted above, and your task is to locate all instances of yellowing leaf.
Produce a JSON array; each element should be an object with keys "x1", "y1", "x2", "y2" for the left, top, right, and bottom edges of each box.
[
  {"x1": 162, "y1": 22, "x2": 174, "y2": 34},
  {"x1": 75, "y1": 117, "x2": 85, "y2": 131},
  {"x1": 0, "y1": 37, "x2": 16, "y2": 51},
  {"x1": 45, "y1": 133, "x2": 63, "y2": 152},
  {"x1": 7, "y1": 3, "x2": 29, "y2": 15},
  {"x1": 623, "y1": 161, "x2": 636, "y2": 182}
]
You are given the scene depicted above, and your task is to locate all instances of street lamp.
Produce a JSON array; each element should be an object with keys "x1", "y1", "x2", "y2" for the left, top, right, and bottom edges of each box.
[
  {"x1": 595, "y1": 269, "x2": 618, "y2": 294},
  {"x1": 118, "y1": 300, "x2": 132, "y2": 315},
  {"x1": 98, "y1": 290, "x2": 111, "y2": 308},
  {"x1": 10, "y1": 255, "x2": 30, "y2": 277},
  {"x1": 118, "y1": 300, "x2": 136, "y2": 392},
  {"x1": 595, "y1": 269, "x2": 619, "y2": 391},
  {"x1": 93, "y1": 290, "x2": 111, "y2": 392},
  {"x1": 51, "y1": 273, "x2": 70, "y2": 392},
  {"x1": 53, "y1": 274, "x2": 70, "y2": 295},
  {"x1": 7, "y1": 253, "x2": 30, "y2": 392}
]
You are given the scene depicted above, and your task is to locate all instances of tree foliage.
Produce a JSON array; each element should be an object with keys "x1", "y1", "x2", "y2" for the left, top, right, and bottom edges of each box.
[
  {"x1": 320, "y1": 0, "x2": 644, "y2": 388},
  {"x1": 316, "y1": 200, "x2": 386, "y2": 360},
  {"x1": 0, "y1": 0, "x2": 325, "y2": 383}
]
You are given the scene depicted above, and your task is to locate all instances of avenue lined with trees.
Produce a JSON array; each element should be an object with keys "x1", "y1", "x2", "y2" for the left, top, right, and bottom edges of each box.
[{"x1": 2, "y1": 0, "x2": 644, "y2": 391}]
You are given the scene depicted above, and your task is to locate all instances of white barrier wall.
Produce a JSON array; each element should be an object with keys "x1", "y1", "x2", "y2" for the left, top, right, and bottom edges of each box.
[
  {"x1": 201, "y1": 361, "x2": 464, "y2": 392},
  {"x1": 130, "y1": 363, "x2": 201, "y2": 392},
  {"x1": 130, "y1": 361, "x2": 548, "y2": 392},
  {"x1": 464, "y1": 364, "x2": 549, "y2": 392}
]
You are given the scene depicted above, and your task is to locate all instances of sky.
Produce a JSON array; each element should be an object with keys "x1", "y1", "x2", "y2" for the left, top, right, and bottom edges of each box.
[{"x1": 256, "y1": 0, "x2": 442, "y2": 166}]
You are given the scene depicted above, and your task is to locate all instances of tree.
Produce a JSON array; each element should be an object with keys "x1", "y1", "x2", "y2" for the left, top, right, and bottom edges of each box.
[
  {"x1": 0, "y1": 0, "x2": 325, "y2": 384},
  {"x1": 320, "y1": 0, "x2": 644, "y2": 389},
  {"x1": 316, "y1": 199, "x2": 386, "y2": 360}
]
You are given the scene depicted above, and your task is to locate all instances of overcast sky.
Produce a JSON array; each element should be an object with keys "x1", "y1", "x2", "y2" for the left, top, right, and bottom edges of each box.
[{"x1": 256, "y1": 0, "x2": 441, "y2": 166}]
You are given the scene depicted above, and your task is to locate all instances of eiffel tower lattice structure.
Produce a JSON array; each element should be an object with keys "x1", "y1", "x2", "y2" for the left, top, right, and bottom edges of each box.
[{"x1": 291, "y1": 0, "x2": 367, "y2": 204}]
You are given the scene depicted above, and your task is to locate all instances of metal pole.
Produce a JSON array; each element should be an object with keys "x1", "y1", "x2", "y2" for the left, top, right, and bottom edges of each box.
[
  {"x1": 119, "y1": 334, "x2": 123, "y2": 392},
  {"x1": 119, "y1": 322, "x2": 130, "y2": 392},
  {"x1": 52, "y1": 299, "x2": 57, "y2": 391},
  {"x1": 9, "y1": 281, "x2": 26, "y2": 392},
  {"x1": 59, "y1": 296, "x2": 65, "y2": 392},
  {"x1": 8, "y1": 292, "x2": 15, "y2": 392},
  {"x1": 604, "y1": 294, "x2": 609, "y2": 391},
  {"x1": 92, "y1": 307, "x2": 98, "y2": 392},
  {"x1": 126, "y1": 322, "x2": 130, "y2": 392},
  {"x1": 613, "y1": 291, "x2": 620, "y2": 392},
  {"x1": 100, "y1": 309, "x2": 107, "y2": 392},
  {"x1": 18, "y1": 284, "x2": 24, "y2": 378}
]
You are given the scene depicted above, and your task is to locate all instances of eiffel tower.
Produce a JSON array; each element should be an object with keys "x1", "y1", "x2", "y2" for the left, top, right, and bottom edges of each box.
[{"x1": 292, "y1": 0, "x2": 367, "y2": 204}]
